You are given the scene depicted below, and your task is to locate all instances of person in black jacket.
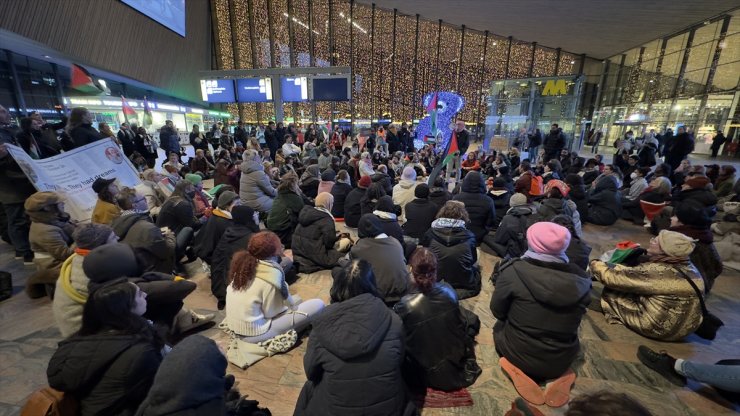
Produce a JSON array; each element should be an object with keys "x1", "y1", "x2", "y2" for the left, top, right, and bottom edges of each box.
[
  {"x1": 565, "y1": 174, "x2": 589, "y2": 223},
  {"x1": 156, "y1": 181, "x2": 202, "y2": 273},
  {"x1": 330, "y1": 170, "x2": 353, "y2": 218},
  {"x1": 421, "y1": 201, "x2": 481, "y2": 299},
  {"x1": 295, "y1": 259, "x2": 415, "y2": 416},
  {"x1": 393, "y1": 247, "x2": 481, "y2": 392},
  {"x1": 428, "y1": 176, "x2": 452, "y2": 208},
  {"x1": 490, "y1": 222, "x2": 590, "y2": 405},
  {"x1": 135, "y1": 127, "x2": 158, "y2": 168},
  {"x1": 360, "y1": 182, "x2": 387, "y2": 217},
  {"x1": 403, "y1": 184, "x2": 439, "y2": 240},
  {"x1": 371, "y1": 164, "x2": 394, "y2": 196},
  {"x1": 344, "y1": 175, "x2": 371, "y2": 228},
  {"x1": 47, "y1": 280, "x2": 164, "y2": 416},
  {"x1": 372, "y1": 196, "x2": 404, "y2": 245},
  {"x1": 265, "y1": 121, "x2": 279, "y2": 161},
  {"x1": 189, "y1": 124, "x2": 208, "y2": 153},
  {"x1": 543, "y1": 124, "x2": 566, "y2": 163},
  {"x1": 665, "y1": 126, "x2": 694, "y2": 171},
  {"x1": 489, "y1": 177, "x2": 511, "y2": 225},
  {"x1": 117, "y1": 122, "x2": 136, "y2": 157},
  {"x1": 453, "y1": 171, "x2": 496, "y2": 245},
  {"x1": 485, "y1": 193, "x2": 536, "y2": 259},
  {"x1": 585, "y1": 175, "x2": 622, "y2": 225},
  {"x1": 16, "y1": 117, "x2": 59, "y2": 159},
  {"x1": 193, "y1": 191, "x2": 238, "y2": 266},
  {"x1": 66, "y1": 107, "x2": 103, "y2": 148},
  {"x1": 292, "y1": 193, "x2": 344, "y2": 273},
  {"x1": 551, "y1": 215, "x2": 592, "y2": 271},
  {"x1": 210, "y1": 206, "x2": 259, "y2": 310},
  {"x1": 159, "y1": 120, "x2": 181, "y2": 158}
]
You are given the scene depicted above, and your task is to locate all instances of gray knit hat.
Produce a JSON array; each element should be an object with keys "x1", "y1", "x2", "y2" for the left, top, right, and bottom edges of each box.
[
  {"x1": 73, "y1": 223, "x2": 115, "y2": 249},
  {"x1": 217, "y1": 191, "x2": 238, "y2": 210},
  {"x1": 509, "y1": 193, "x2": 528, "y2": 207}
]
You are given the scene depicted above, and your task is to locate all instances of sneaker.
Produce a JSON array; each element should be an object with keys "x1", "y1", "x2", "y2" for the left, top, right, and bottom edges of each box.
[
  {"x1": 23, "y1": 253, "x2": 34, "y2": 265},
  {"x1": 636, "y1": 345, "x2": 686, "y2": 386}
]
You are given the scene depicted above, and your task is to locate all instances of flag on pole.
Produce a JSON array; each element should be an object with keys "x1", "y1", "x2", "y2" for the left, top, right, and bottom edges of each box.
[
  {"x1": 70, "y1": 64, "x2": 103, "y2": 94},
  {"x1": 121, "y1": 96, "x2": 137, "y2": 124},
  {"x1": 142, "y1": 96, "x2": 153, "y2": 127},
  {"x1": 442, "y1": 130, "x2": 460, "y2": 165},
  {"x1": 425, "y1": 92, "x2": 439, "y2": 140},
  {"x1": 425, "y1": 92, "x2": 438, "y2": 113}
]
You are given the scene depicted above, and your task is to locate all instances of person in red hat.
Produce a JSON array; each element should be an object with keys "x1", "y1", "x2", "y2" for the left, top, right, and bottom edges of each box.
[{"x1": 344, "y1": 175, "x2": 372, "y2": 228}]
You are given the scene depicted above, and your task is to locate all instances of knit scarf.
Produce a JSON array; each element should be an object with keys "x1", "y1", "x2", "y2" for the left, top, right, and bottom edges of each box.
[
  {"x1": 522, "y1": 249, "x2": 568, "y2": 264},
  {"x1": 649, "y1": 254, "x2": 689, "y2": 264}
]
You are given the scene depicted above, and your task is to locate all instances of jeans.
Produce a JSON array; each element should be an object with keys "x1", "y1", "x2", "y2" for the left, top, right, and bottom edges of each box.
[
  {"x1": 528, "y1": 146, "x2": 539, "y2": 163},
  {"x1": 240, "y1": 298, "x2": 325, "y2": 343},
  {"x1": 445, "y1": 154, "x2": 462, "y2": 182},
  {"x1": 3, "y1": 202, "x2": 31, "y2": 256},
  {"x1": 677, "y1": 360, "x2": 740, "y2": 393},
  {"x1": 175, "y1": 227, "x2": 194, "y2": 262}
]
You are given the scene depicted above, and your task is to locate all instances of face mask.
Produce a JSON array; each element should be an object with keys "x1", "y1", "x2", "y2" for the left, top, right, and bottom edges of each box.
[{"x1": 630, "y1": 172, "x2": 638, "y2": 179}]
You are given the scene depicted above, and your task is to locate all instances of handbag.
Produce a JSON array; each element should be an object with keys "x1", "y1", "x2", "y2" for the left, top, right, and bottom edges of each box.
[{"x1": 675, "y1": 267, "x2": 724, "y2": 340}]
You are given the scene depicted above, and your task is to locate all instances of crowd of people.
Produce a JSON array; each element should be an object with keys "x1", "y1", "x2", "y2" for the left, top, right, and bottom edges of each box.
[{"x1": 1, "y1": 104, "x2": 739, "y2": 415}]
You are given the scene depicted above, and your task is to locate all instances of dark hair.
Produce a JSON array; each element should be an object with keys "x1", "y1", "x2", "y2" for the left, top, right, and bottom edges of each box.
[
  {"x1": 362, "y1": 182, "x2": 386, "y2": 205},
  {"x1": 330, "y1": 259, "x2": 381, "y2": 303},
  {"x1": 78, "y1": 279, "x2": 163, "y2": 348},
  {"x1": 229, "y1": 231, "x2": 282, "y2": 291},
  {"x1": 551, "y1": 214, "x2": 577, "y2": 236},
  {"x1": 565, "y1": 173, "x2": 584, "y2": 187},
  {"x1": 97, "y1": 182, "x2": 117, "y2": 204},
  {"x1": 409, "y1": 247, "x2": 438, "y2": 293},
  {"x1": 655, "y1": 162, "x2": 672, "y2": 178},
  {"x1": 115, "y1": 187, "x2": 137, "y2": 210},
  {"x1": 436, "y1": 200, "x2": 470, "y2": 222},
  {"x1": 565, "y1": 391, "x2": 652, "y2": 416},
  {"x1": 170, "y1": 180, "x2": 194, "y2": 204},
  {"x1": 637, "y1": 167, "x2": 651, "y2": 177},
  {"x1": 519, "y1": 160, "x2": 531, "y2": 172},
  {"x1": 546, "y1": 160, "x2": 560, "y2": 173},
  {"x1": 629, "y1": 155, "x2": 639, "y2": 161}
]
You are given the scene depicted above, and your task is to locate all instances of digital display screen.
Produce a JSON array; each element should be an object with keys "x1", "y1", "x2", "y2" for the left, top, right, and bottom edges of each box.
[
  {"x1": 122, "y1": 0, "x2": 186, "y2": 37},
  {"x1": 312, "y1": 77, "x2": 350, "y2": 101},
  {"x1": 200, "y1": 79, "x2": 236, "y2": 103},
  {"x1": 236, "y1": 78, "x2": 273, "y2": 102},
  {"x1": 280, "y1": 77, "x2": 308, "y2": 102}
]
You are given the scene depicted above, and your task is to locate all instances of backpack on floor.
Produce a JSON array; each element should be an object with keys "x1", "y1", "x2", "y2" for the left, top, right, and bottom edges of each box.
[{"x1": 20, "y1": 386, "x2": 78, "y2": 416}]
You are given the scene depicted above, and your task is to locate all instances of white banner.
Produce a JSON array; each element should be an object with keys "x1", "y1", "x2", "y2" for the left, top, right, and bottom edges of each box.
[{"x1": 6, "y1": 138, "x2": 141, "y2": 222}]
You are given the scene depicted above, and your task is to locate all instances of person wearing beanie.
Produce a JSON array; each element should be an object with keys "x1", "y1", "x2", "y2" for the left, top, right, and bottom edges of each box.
[
  {"x1": 590, "y1": 229, "x2": 704, "y2": 341},
  {"x1": 428, "y1": 175, "x2": 452, "y2": 208},
  {"x1": 343, "y1": 175, "x2": 371, "y2": 228},
  {"x1": 266, "y1": 172, "x2": 305, "y2": 248},
  {"x1": 531, "y1": 179, "x2": 582, "y2": 237},
  {"x1": 292, "y1": 192, "x2": 344, "y2": 273},
  {"x1": 184, "y1": 173, "x2": 211, "y2": 218},
  {"x1": 484, "y1": 192, "x2": 537, "y2": 258},
  {"x1": 651, "y1": 174, "x2": 718, "y2": 234},
  {"x1": 318, "y1": 169, "x2": 337, "y2": 195},
  {"x1": 669, "y1": 200, "x2": 722, "y2": 293},
  {"x1": 372, "y1": 164, "x2": 394, "y2": 196},
  {"x1": 453, "y1": 170, "x2": 496, "y2": 244},
  {"x1": 299, "y1": 164, "x2": 322, "y2": 200},
  {"x1": 393, "y1": 166, "x2": 419, "y2": 222},
  {"x1": 193, "y1": 190, "x2": 239, "y2": 267},
  {"x1": 403, "y1": 183, "x2": 439, "y2": 240},
  {"x1": 713, "y1": 165, "x2": 737, "y2": 198},
  {"x1": 489, "y1": 176, "x2": 512, "y2": 225},
  {"x1": 550, "y1": 214, "x2": 592, "y2": 271},
  {"x1": 52, "y1": 224, "x2": 118, "y2": 337},
  {"x1": 239, "y1": 148, "x2": 277, "y2": 214},
  {"x1": 490, "y1": 221, "x2": 591, "y2": 406},
  {"x1": 23, "y1": 191, "x2": 77, "y2": 298},
  {"x1": 585, "y1": 174, "x2": 622, "y2": 226},
  {"x1": 330, "y1": 169, "x2": 353, "y2": 218}
]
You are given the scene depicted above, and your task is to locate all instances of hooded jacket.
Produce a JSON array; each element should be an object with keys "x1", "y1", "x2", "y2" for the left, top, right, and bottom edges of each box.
[
  {"x1": 489, "y1": 189, "x2": 511, "y2": 224},
  {"x1": 112, "y1": 212, "x2": 174, "y2": 274},
  {"x1": 292, "y1": 206, "x2": 342, "y2": 273},
  {"x1": 669, "y1": 225, "x2": 723, "y2": 293},
  {"x1": 193, "y1": 209, "x2": 233, "y2": 265},
  {"x1": 351, "y1": 216, "x2": 409, "y2": 303},
  {"x1": 531, "y1": 198, "x2": 583, "y2": 236},
  {"x1": 343, "y1": 187, "x2": 366, "y2": 227},
  {"x1": 330, "y1": 181, "x2": 353, "y2": 218},
  {"x1": 586, "y1": 176, "x2": 622, "y2": 225},
  {"x1": 210, "y1": 221, "x2": 259, "y2": 303},
  {"x1": 372, "y1": 172, "x2": 394, "y2": 196},
  {"x1": 239, "y1": 158, "x2": 276, "y2": 213},
  {"x1": 27, "y1": 208, "x2": 76, "y2": 275},
  {"x1": 294, "y1": 294, "x2": 412, "y2": 416},
  {"x1": 53, "y1": 254, "x2": 88, "y2": 337},
  {"x1": 392, "y1": 179, "x2": 418, "y2": 221},
  {"x1": 136, "y1": 336, "x2": 228, "y2": 416},
  {"x1": 488, "y1": 205, "x2": 536, "y2": 259},
  {"x1": 453, "y1": 172, "x2": 496, "y2": 243},
  {"x1": 47, "y1": 333, "x2": 162, "y2": 416},
  {"x1": 266, "y1": 188, "x2": 304, "y2": 232},
  {"x1": 421, "y1": 218, "x2": 481, "y2": 299},
  {"x1": 490, "y1": 258, "x2": 591, "y2": 380},
  {"x1": 156, "y1": 197, "x2": 201, "y2": 234},
  {"x1": 403, "y1": 197, "x2": 439, "y2": 239}
]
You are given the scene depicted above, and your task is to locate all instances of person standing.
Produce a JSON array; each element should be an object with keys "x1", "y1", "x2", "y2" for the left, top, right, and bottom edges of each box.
[
  {"x1": 159, "y1": 120, "x2": 180, "y2": 159},
  {"x1": 135, "y1": 127, "x2": 158, "y2": 168},
  {"x1": 399, "y1": 122, "x2": 412, "y2": 153},
  {"x1": 665, "y1": 126, "x2": 694, "y2": 171},
  {"x1": 66, "y1": 107, "x2": 103, "y2": 148},
  {"x1": 117, "y1": 122, "x2": 136, "y2": 157},
  {"x1": 528, "y1": 128, "x2": 543, "y2": 163},
  {"x1": 543, "y1": 123, "x2": 566, "y2": 162},
  {"x1": 446, "y1": 121, "x2": 469, "y2": 183},
  {"x1": 590, "y1": 130, "x2": 603, "y2": 154},
  {"x1": 234, "y1": 120, "x2": 248, "y2": 146},
  {"x1": 710, "y1": 130, "x2": 727, "y2": 158},
  {"x1": 265, "y1": 121, "x2": 279, "y2": 161},
  {"x1": 659, "y1": 128, "x2": 673, "y2": 158},
  {"x1": 189, "y1": 124, "x2": 208, "y2": 153}
]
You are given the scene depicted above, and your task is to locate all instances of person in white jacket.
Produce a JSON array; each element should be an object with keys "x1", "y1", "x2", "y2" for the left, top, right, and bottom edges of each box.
[
  {"x1": 226, "y1": 231, "x2": 324, "y2": 343},
  {"x1": 282, "y1": 135, "x2": 301, "y2": 157},
  {"x1": 393, "y1": 166, "x2": 419, "y2": 222}
]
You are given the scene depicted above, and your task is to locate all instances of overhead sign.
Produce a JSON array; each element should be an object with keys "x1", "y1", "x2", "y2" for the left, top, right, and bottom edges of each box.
[{"x1": 542, "y1": 79, "x2": 569, "y2": 96}]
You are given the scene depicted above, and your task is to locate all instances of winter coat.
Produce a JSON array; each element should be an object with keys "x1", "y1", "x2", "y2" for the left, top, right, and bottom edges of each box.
[
  {"x1": 565, "y1": 236, "x2": 592, "y2": 271},
  {"x1": 266, "y1": 189, "x2": 304, "y2": 232},
  {"x1": 210, "y1": 223, "x2": 258, "y2": 302},
  {"x1": 111, "y1": 213, "x2": 174, "y2": 274},
  {"x1": 428, "y1": 186, "x2": 452, "y2": 208},
  {"x1": 489, "y1": 190, "x2": 511, "y2": 225},
  {"x1": 372, "y1": 172, "x2": 394, "y2": 196},
  {"x1": 393, "y1": 179, "x2": 418, "y2": 221},
  {"x1": 70, "y1": 124, "x2": 103, "y2": 148},
  {"x1": 0, "y1": 125, "x2": 36, "y2": 204},
  {"x1": 156, "y1": 198, "x2": 201, "y2": 234},
  {"x1": 118, "y1": 129, "x2": 136, "y2": 156},
  {"x1": 330, "y1": 182, "x2": 353, "y2": 218},
  {"x1": 568, "y1": 183, "x2": 589, "y2": 222},
  {"x1": 666, "y1": 132, "x2": 694, "y2": 168},
  {"x1": 134, "y1": 182, "x2": 164, "y2": 217},
  {"x1": 193, "y1": 209, "x2": 232, "y2": 265},
  {"x1": 489, "y1": 205, "x2": 536, "y2": 258},
  {"x1": 239, "y1": 159, "x2": 276, "y2": 213},
  {"x1": 47, "y1": 333, "x2": 163, "y2": 416},
  {"x1": 672, "y1": 188, "x2": 718, "y2": 215},
  {"x1": 28, "y1": 215, "x2": 75, "y2": 276},
  {"x1": 52, "y1": 254, "x2": 88, "y2": 337},
  {"x1": 491, "y1": 258, "x2": 590, "y2": 380},
  {"x1": 294, "y1": 294, "x2": 413, "y2": 416},
  {"x1": 374, "y1": 211, "x2": 406, "y2": 248},
  {"x1": 159, "y1": 126, "x2": 180, "y2": 156},
  {"x1": 543, "y1": 129, "x2": 566, "y2": 155},
  {"x1": 403, "y1": 198, "x2": 439, "y2": 239},
  {"x1": 92, "y1": 199, "x2": 122, "y2": 225},
  {"x1": 591, "y1": 260, "x2": 704, "y2": 341},
  {"x1": 292, "y1": 207, "x2": 342, "y2": 273},
  {"x1": 343, "y1": 187, "x2": 366, "y2": 227},
  {"x1": 453, "y1": 171, "x2": 496, "y2": 243},
  {"x1": 421, "y1": 218, "x2": 481, "y2": 299},
  {"x1": 351, "y1": 222, "x2": 410, "y2": 303},
  {"x1": 530, "y1": 197, "x2": 582, "y2": 236},
  {"x1": 394, "y1": 283, "x2": 479, "y2": 391},
  {"x1": 669, "y1": 225, "x2": 723, "y2": 293},
  {"x1": 586, "y1": 176, "x2": 622, "y2": 225}
]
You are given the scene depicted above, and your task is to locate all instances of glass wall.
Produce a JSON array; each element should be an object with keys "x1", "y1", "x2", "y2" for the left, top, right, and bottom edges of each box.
[{"x1": 593, "y1": 9, "x2": 740, "y2": 156}]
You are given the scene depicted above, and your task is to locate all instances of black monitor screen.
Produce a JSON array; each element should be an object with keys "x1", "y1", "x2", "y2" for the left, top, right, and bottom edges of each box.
[{"x1": 312, "y1": 77, "x2": 350, "y2": 101}]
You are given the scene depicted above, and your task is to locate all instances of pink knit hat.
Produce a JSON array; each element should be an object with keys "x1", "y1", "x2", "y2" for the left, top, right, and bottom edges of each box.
[{"x1": 526, "y1": 222, "x2": 571, "y2": 256}]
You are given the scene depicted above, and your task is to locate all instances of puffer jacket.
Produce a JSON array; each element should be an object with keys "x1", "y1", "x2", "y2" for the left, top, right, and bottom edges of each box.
[
  {"x1": 672, "y1": 187, "x2": 718, "y2": 217},
  {"x1": 489, "y1": 189, "x2": 511, "y2": 225},
  {"x1": 111, "y1": 213, "x2": 174, "y2": 274},
  {"x1": 52, "y1": 254, "x2": 89, "y2": 337},
  {"x1": 266, "y1": 189, "x2": 304, "y2": 232},
  {"x1": 292, "y1": 206, "x2": 342, "y2": 273},
  {"x1": 393, "y1": 179, "x2": 418, "y2": 221},
  {"x1": 488, "y1": 205, "x2": 536, "y2": 258},
  {"x1": 421, "y1": 218, "x2": 481, "y2": 299},
  {"x1": 343, "y1": 187, "x2": 366, "y2": 227},
  {"x1": 294, "y1": 293, "x2": 414, "y2": 416},
  {"x1": 210, "y1": 223, "x2": 258, "y2": 303},
  {"x1": 350, "y1": 219, "x2": 409, "y2": 304},
  {"x1": 586, "y1": 176, "x2": 622, "y2": 225},
  {"x1": 372, "y1": 172, "x2": 394, "y2": 196},
  {"x1": 330, "y1": 182, "x2": 353, "y2": 218},
  {"x1": 393, "y1": 283, "x2": 480, "y2": 391},
  {"x1": 453, "y1": 171, "x2": 496, "y2": 243},
  {"x1": 530, "y1": 197, "x2": 582, "y2": 236},
  {"x1": 491, "y1": 258, "x2": 591, "y2": 380},
  {"x1": 47, "y1": 333, "x2": 162, "y2": 416},
  {"x1": 591, "y1": 260, "x2": 704, "y2": 341},
  {"x1": 239, "y1": 159, "x2": 276, "y2": 213}
]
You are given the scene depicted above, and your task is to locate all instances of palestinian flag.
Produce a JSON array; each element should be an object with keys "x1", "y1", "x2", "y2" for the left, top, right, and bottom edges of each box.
[
  {"x1": 425, "y1": 92, "x2": 438, "y2": 113},
  {"x1": 70, "y1": 64, "x2": 103, "y2": 94},
  {"x1": 121, "y1": 96, "x2": 137, "y2": 124},
  {"x1": 443, "y1": 130, "x2": 460, "y2": 165},
  {"x1": 142, "y1": 96, "x2": 153, "y2": 127}
]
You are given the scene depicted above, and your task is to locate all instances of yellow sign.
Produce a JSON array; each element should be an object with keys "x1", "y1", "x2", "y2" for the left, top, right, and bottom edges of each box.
[{"x1": 542, "y1": 79, "x2": 568, "y2": 96}]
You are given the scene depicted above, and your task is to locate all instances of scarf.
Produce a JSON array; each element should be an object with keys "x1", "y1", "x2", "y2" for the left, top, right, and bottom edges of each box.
[
  {"x1": 522, "y1": 249, "x2": 568, "y2": 264},
  {"x1": 431, "y1": 218, "x2": 466, "y2": 229},
  {"x1": 256, "y1": 259, "x2": 289, "y2": 299},
  {"x1": 648, "y1": 254, "x2": 689, "y2": 264}
]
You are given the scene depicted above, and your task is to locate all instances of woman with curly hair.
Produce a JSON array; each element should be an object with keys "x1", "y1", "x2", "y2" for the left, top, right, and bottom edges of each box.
[{"x1": 225, "y1": 231, "x2": 324, "y2": 342}]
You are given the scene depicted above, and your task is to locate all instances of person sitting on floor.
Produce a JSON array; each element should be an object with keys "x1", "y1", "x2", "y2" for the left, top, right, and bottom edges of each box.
[
  {"x1": 47, "y1": 280, "x2": 165, "y2": 416},
  {"x1": 225, "y1": 231, "x2": 324, "y2": 343},
  {"x1": 490, "y1": 221, "x2": 590, "y2": 407},
  {"x1": 585, "y1": 175, "x2": 622, "y2": 226},
  {"x1": 530, "y1": 179, "x2": 582, "y2": 237},
  {"x1": 361, "y1": 182, "x2": 387, "y2": 217},
  {"x1": 393, "y1": 247, "x2": 481, "y2": 392},
  {"x1": 344, "y1": 175, "x2": 371, "y2": 228},
  {"x1": 299, "y1": 164, "x2": 321, "y2": 200},
  {"x1": 156, "y1": 180, "x2": 202, "y2": 274},
  {"x1": 590, "y1": 230, "x2": 704, "y2": 341},
  {"x1": 393, "y1": 166, "x2": 419, "y2": 221},
  {"x1": 551, "y1": 214, "x2": 592, "y2": 271},
  {"x1": 372, "y1": 195, "x2": 405, "y2": 247},
  {"x1": 564, "y1": 174, "x2": 588, "y2": 225},
  {"x1": 295, "y1": 259, "x2": 414, "y2": 416},
  {"x1": 193, "y1": 191, "x2": 239, "y2": 267},
  {"x1": 453, "y1": 170, "x2": 496, "y2": 244},
  {"x1": 486, "y1": 193, "x2": 536, "y2": 259},
  {"x1": 25, "y1": 191, "x2": 77, "y2": 298},
  {"x1": 489, "y1": 177, "x2": 512, "y2": 225},
  {"x1": 402, "y1": 183, "x2": 439, "y2": 241},
  {"x1": 292, "y1": 193, "x2": 345, "y2": 273},
  {"x1": 623, "y1": 176, "x2": 671, "y2": 225},
  {"x1": 421, "y1": 201, "x2": 481, "y2": 299},
  {"x1": 183, "y1": 173, "x2": 212, "y2": 218},
  {"x1": 620, "y1": 166, "x2": 650, "y2": 207},
  {"x1": 714, "y1": 165, "x2": 737, "y2": 198},
  {"x1": 330, "y1": 170, "x2": 353, "y2": 218},
  {"x1": 266, "y1": 172, "x2": 305, "y2": 249},
  {"x1": 91, "y1": 177, "x2": 121, "y2": 225},
  {"x1": 318, "y1": 169, "x2": 336, "y2": 195}
]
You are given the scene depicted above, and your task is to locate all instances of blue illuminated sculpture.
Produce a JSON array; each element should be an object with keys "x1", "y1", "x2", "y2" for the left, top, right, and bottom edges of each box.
[{"x1": 415, "y1": 91, "x2": 465, "y2": 149}]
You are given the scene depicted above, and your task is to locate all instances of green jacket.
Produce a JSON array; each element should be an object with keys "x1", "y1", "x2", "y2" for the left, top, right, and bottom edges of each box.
[{"x1": 266, "y1": 189, "x2": 304, "y2": 231}]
